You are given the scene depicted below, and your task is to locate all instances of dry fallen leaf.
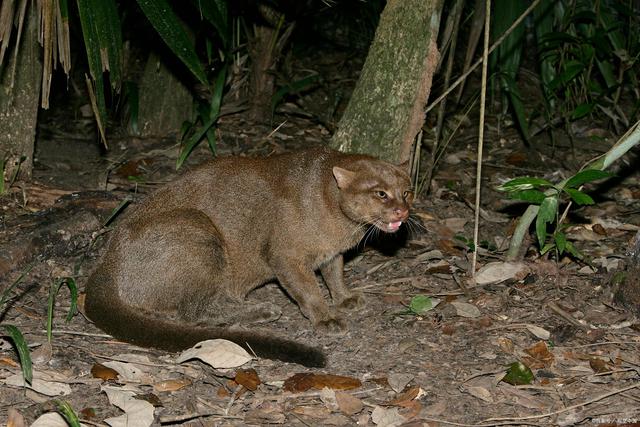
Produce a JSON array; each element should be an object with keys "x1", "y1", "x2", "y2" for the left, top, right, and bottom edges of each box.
[
  {"x1": 3, "y1": 374, "x2": 72, "y2": 397},
  {"x1": 283, "y1": 373, "x2": 362, "y2": 393},
  {"x1": 371, "y1": 405, "x2": 406, "y2": 427},
  {"x1": 589, "y1": 358, "x2": 610, "y2": 373},
  {"x1": 235, "y1": 368, "x2": 261, "y2": 391},
  {"x1": 102, "y1": 361, "x2": 151, "y2": 383},
  {"x1": 91, "y1": 363, "x2": 119, "y2": 381},
  {"x1": 153, "y1": 378, "x2": 191, "y2": 392},
  {"x1": 386, "y1": 386, "x2": 421, "y2": 406},
  {"x1": 292, "y1": 405, "x2": 331, "y2": 418},
  {"x1": 102, "y1": 385, "x2": 155, "y2": 427},
  {"x1": 525, "y1": 324, "x2": 551, "y2": 340},
  {"x1": 176, "y1": 339, "x2": 252, "y2": 369},
  {"x1": 7, "y1": 408, "x2": 26, "y2": 427},
  {"x1": 387, "y1": 373, "x2": 413, "y2": 393},
  {"x1": 450, "y1": 301, "x2": 481, "y2": 318},
  {"x1": 523, "y1": 341, "x2": 554, "y2": 369},
  {"x1": 463, "y1": 385, "x2": 493, "y2": 402},
  {"x1": 30, "y1": 413, "x2": 68, "y2": 427},
  {"x1": 335, "y1": 391, "x2": 364, "y2": 415},
  {"x1": 474, "y1": 261, "x2": 530, "y2": 285}
]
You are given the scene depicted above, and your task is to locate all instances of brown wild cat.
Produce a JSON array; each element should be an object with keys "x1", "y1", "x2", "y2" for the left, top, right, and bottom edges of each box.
[{"x1": 85, "y1": 147, "x2": 413, "y2": 367}]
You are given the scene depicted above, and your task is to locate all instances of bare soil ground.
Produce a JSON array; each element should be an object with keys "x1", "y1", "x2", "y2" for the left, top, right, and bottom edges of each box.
[{"x1": 2, "y1": 96, "x2": 640, "y2": 426}]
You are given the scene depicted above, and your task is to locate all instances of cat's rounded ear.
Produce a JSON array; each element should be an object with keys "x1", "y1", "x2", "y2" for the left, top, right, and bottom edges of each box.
[
  {"x1": 333, "y1": 166, "x2": 356, "y2": 189},
  {"x1": 397, "y1": 159, "x2": 410, "y2": 171}
]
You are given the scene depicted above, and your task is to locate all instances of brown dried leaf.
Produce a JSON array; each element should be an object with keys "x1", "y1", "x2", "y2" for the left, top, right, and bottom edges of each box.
[
  {"x1": 153, "y1": 378, "x2": 192, "y2": 392},
  {"x1": 335, "y1": 391, "x2": 364, "y2": 415},
  {"x1": 398, "y1": 400, "x2": 423, "y2": 420},
  {"x1": 135, "y1": 393, "x2": 162, "y2": 407},
  {"x1": 235, "y1": 368, "x2": 261, "y2": 391},
  {"x1": 523, "y1": 341, "x2": 554, "y2": 369},
  {"x1": 283, "y1": 373, "x2": 361, "y2": 393},
  {"x1": 7, "y1": 408, "x2": 26, "y2": 427},
  {"x1": 386, "y1": 386, "x2": 420, "y2": 406},
  {"x1": 589, "y1": 358, "x2": 610, "y2": 374},
  {"x1": 498, "y1": 337, "x2": 514, "y2": 354},
  {"x1": 91, "y1": 363, "x2": 119, "y2": 381},
  {"x1": 291, "y1": 405, "x2": 331, "y2": 418}
]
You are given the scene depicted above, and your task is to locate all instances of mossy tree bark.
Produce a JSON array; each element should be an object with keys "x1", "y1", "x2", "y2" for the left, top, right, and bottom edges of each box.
[
  {"x1": 330, "y1": 0, "x2": 443, "y2": 164},
  {"x1": 0, "y1": 4, "x2": 42, "y2": 181}
]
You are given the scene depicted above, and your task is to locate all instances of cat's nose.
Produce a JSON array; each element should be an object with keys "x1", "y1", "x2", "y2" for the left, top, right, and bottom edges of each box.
[{"x1": 393, "y1": 207, "x2": 409, "y2": 220}]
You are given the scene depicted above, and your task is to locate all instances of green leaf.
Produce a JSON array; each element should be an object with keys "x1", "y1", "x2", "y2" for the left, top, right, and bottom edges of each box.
[
  {"x1": 502, "y1": 361, "x2": 534, "y2": 385},
  {"x1": 409, "y1": 295, "x2": 438, "y2": 315},
  {"x1": 136, "y1": 0, "x2": 208, "y2": 85},
  {"x1": 176, "y1": 66, "x2": 226, "y2": 169},
  {"x1": 540, "y1": 242, "x2": 556, "y2": 255},
  {"x1": 565, "y1": 241, "x2": 584, "y2": 260},
  {"x1": 76, "y1": 0, "x2": 110, "y2": 145},
  {"x1": 564, "y1": 188, "x2": 594, "y2": 205},
  {"x1": 272, "y1": 73, "x2": 320, "y2": 114},
  {"x1": 571, "y1": 103, "x2": 594, "y2": 120},
  {"x1": 2, "y1": 325, "x2": 32, "y2": 385},
  {"x1": 93, "y1": 0, "x2": 123, "y2": 86},
  {"x1": 47, "y1": 278, "x2": 78, "y2": 343},
  {"x1": 501, "y1": 74, "x2": 530, "y2": 141},
  {"x1": 54, "y1": 400, "x2": 81, "y2": 427},
  {"x1": 596, "y1": 59, "x2": 617, "y2": 89},
  {"x1": 497, "y1": 177, "x2": 555, "y2": 192},
  {"x1": 554, "y1": 231, "x2": 567, "y2": 254},
  {"x1": 508, "y1": 189, "x2": 547, "y2": 204},
  {"x1": 564, "y1": 169, "x2": 612, "y2": 188},
  {"x1": 548, "y1": 60, "x2": 584, "y2": 90},
  {"x1": 536, "y1": 196, "x2": 558, "y2": 248},
  {"x1": 191, "y1": 0, "x2": 229, "y2": 48}
]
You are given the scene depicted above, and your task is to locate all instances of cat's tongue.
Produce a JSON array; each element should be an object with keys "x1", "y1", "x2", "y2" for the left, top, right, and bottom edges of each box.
[{"x1": 388, "y1": 221, "x2": 402, "y2": 232}]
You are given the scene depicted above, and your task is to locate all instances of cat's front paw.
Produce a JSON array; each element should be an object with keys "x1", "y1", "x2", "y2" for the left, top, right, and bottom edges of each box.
[
  {"x1": 337, "y1": 293, "x2": 366, "y2": 311},
  {"x1": 314, "y1": 317, "x2": 347, "y2": 335}
]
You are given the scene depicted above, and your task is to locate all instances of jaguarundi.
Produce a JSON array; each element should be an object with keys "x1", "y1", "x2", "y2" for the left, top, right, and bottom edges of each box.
[{"x1": 85, "y1": 146, "x2": 413, "y2": 367}]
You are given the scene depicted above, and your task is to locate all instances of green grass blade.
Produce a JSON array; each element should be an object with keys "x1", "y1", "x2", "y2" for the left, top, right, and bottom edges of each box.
[
  {"x1": 47, "y1": 278, "x2": 79, "y2": 343},
  {"x1": 2, "y1": 325, "x2": 32, "y2": 385},
  {"x1": 54, "y1": 400, "x2": 81, "y2": 427},
  {"x1": 176, "y1": 66, "x2": 226, "y2": 169},
  {"x1": 135, "y1": 0, "x2": 208, "y2": 85},
  {"x1": 1, "y1": 264, "x2": 34, "y2": 308}
]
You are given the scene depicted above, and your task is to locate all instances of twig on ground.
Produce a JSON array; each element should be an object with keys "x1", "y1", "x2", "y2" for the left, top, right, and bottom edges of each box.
[{"x1": 546, "y1": 302, "x2": 590, "y2": 330}]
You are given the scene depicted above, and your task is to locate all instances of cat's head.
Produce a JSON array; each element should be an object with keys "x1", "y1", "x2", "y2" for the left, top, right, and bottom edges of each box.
[{"x1": 332, "y1": 159, "x2": 413, "y2": 233}]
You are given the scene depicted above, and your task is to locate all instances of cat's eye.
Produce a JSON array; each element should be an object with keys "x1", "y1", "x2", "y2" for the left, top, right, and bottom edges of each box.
[
  {"x1": 375, "y1": 190, "x2": 388, "y2": 200},
  {"x1": 403, "y1": 190, "x2": 414, "y2": 200}
]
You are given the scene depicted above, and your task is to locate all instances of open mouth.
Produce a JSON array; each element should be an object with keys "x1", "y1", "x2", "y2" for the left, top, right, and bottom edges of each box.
[{"x1": 378, "y1": 221, "x2": 403, "y2": 233}]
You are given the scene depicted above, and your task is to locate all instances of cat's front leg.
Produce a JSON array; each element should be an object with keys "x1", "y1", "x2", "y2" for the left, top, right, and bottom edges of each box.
[
  {"x1": 274, "y1": 261, "x2": 346, "y2": 334},
  {"x1": 320, "y1": 255, "x2": 365, "y2": 311}
]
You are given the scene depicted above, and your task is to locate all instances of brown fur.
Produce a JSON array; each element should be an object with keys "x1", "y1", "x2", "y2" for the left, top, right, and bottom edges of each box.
[{"x1": 85, "y1": 147, "x2": 413, "y2": 367}]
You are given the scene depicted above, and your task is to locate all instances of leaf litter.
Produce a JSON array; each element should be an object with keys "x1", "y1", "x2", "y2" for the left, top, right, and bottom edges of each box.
[{"x1": 2, "y1": 114, "x2": 640, "y2": 425}]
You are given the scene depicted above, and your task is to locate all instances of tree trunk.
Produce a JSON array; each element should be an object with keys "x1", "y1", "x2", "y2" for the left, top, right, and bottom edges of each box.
[
  {"x1": 330, "y1": 0, "x2": 443, "y2": 164},
  {"x1": 138, "y1": 53, "x2": 194, "y2": 138},
  {"x1": 0, "y1": 4, "x2": 42, "y2": 181}
]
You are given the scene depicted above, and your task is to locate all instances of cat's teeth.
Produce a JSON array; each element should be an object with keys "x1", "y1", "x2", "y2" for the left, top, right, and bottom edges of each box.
[{"x1": 388, "y1": 221, "x2": 402, "y2": 231}]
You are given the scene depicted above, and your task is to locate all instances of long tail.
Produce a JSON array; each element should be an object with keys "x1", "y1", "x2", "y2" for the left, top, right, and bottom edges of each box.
[{"x1": 84, "y1": 273, "x2": 326, "y2": 368}]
